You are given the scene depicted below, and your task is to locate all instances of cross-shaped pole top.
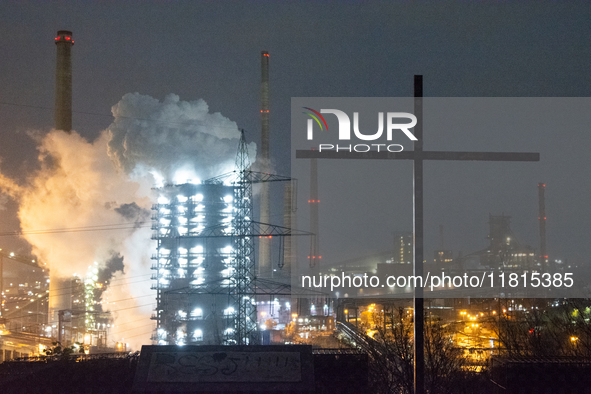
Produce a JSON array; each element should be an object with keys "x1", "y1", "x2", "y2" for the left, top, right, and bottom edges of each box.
[{"x1": 295, "y1": 76, "x2": 539, "y2": 393}]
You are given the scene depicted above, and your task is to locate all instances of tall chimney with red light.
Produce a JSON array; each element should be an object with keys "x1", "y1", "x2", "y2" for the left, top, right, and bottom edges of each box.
[
  {"x1": 282, "y1": 181, "x2": 296, "y2": 275},
  {"x1": 50, "y1": 30, "x2": 75, "y2": 344},
  {"x1": 309, "y1": 158, "x2": 320, "y2": 267},
  {"x1": 538, "y1": 182, "x2": 548, "y2": 270},
  {"x1": 54, "y1": 30, "x2": 74, "y2": 132},
  {"x1": 261, "y1": 51, "x2": 270, "y2": 164},
  {"x1": 258, "y1": 51, "x2": 272, "y2": 277}
]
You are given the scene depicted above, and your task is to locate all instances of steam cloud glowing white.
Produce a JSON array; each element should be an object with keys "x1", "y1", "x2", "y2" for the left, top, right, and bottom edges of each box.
[
  {"x1": 0, "y1": 93, "x2": 254, "y2": 349},
  {"x1": 107, "y1": 93, "x2": 255, "y2": 183}
]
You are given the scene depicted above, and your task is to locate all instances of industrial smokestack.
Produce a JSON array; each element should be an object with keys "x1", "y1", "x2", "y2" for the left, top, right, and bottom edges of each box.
[
  {"x1": 258, "y1": 51, "x2": 271, "y2": 277},
  {"x1": 260, "y1": 51, "x2": 270, "y2": 163},
  {"x1": 54, "y1": 30, "x2": 74, "y2": 132},
  {"x1": 282, "y1": 181, "x2": 296, "y2": 275},
  {"x1": 538, "y1": 182, "x2": 548, "y2": 270},
  {"x1": 50, "y1": 30, "x2": 74, "y2": 340},
  {"x1": 309, "y1": 158, "x2": 320, "y2": 267}
]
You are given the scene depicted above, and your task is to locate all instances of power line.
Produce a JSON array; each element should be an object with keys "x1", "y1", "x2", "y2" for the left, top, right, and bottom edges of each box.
[
  {"x1": 0, "y1": 222, "x2": 151, "y2": 237},
  {"x1": 2, "y1": 288, "x2": 154, "y2": 306},
  {"x1": 4, "y1": 302, "x2": 155, "y2": 322},
  {"x1": 111, "y1": 322, "x2": 154, "y2": 335},
  {"x1": 0, "y1": 101, "x2": 241, "y2": 131},
  {"x1": 119, "y1": 329, "x2": 154, "y2": 340}
]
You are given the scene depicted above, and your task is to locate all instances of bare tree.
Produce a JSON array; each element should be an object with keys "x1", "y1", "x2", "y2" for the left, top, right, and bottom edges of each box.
[
  {"x1": 369, "y1": 307, "x2": 414, "y2": 394},
  {"x1": 365, "y1": 307, "x2": 474, "y2": 393},
  {"x1": 494, "y1": 298, "x2": 591, "y2": 358},
  {"x1": 424, "y1": 317, "x2": 467, "y2": 393}
]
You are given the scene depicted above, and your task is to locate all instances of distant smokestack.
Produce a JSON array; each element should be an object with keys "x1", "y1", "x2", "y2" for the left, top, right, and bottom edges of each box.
[
  {"x1": 309, "y1": 158, "x2": 320, "y2": 267},
  {"x1": 258, "y1": 51, "x2": 271, "y2": 277},
  {"x1": 538, "y1": 183, "x2": 548, "y2": 270},
  {"x1": 54, "y1": 30, "x2": 74, "y2": 132},
  {"x1": 260, "y1": 51, "x2": 270, "y2": 162},
  {"x1": 50, "y1": 30, "x2": 74, "y2": 341},
  {"x1": 282, "y1": 181, "x2": 295, "y2": 274}
]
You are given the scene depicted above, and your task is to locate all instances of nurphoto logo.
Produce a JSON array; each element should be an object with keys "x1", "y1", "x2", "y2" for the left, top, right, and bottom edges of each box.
[{"x1": 303, "y1": 107, "x2": 418, "y2": 152}]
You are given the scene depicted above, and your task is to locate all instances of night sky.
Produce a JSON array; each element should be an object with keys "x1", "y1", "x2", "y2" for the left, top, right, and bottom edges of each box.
[{"x1": 1, "y1": 2, "x2": 590, "y2": 268}]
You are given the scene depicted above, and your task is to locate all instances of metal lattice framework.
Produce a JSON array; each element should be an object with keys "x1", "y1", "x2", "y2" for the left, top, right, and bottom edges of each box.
[
  {"x1": 151, "y1": 131, "x2": 301, "y2": 346},
  {"x1": 203, "y1": 131, "x2": 303, "y2": 344},
  {"x1": 230, "y1": 130, "x2": 258, "y2": 344}
]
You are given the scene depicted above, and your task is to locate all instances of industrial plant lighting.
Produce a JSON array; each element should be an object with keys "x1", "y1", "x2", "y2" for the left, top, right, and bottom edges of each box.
[
  {"x1": 193, "y1": 329, "x2": 203, "y2": 341},
  {"x1": 221, "y1": 268, "x2": 235, "y2": 277},
  {"x1": 190, "y1": 245, "x2": 204, "y2": 254},
  {"x1": 151, "y1": 176, "x2": 251, "y2": 346},
  {"x1": 224, "y1": 307, "x2": 235, "y2": 316}
]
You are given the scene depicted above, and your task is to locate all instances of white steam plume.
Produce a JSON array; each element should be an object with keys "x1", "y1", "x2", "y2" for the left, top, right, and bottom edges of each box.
[
  {"x1": 107, "y1": 93, "x2": 255, "y2": 183},
  {"x1": 0, "y1": 193, "x2": 8, "y2": 211},
  {"x1": 0, "y1": 93, "x2": 253, "y2": 350}
]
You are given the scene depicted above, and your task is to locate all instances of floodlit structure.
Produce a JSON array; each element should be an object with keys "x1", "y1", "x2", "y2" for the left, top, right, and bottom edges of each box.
[
  {"x1": 151, "y1": 182, "x2": 241, "y2": 345},
  {"x1": 151, "y1": 133, "x2": 258, "y2": 345},
  {"x1": 151, "y1": 132, "x2": 304, "y2": 346}
]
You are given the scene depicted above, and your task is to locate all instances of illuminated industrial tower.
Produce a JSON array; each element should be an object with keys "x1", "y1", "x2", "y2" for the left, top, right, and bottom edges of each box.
[
  {"x1": 151, "y1": 132, "x2": 258, "y2": 345},
  {"x1": 151, "y1": 181, "x2": 241, "y2": 345},
  {"x1": 152, "y1": 131, "x2": 299, "y2": 345}
]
